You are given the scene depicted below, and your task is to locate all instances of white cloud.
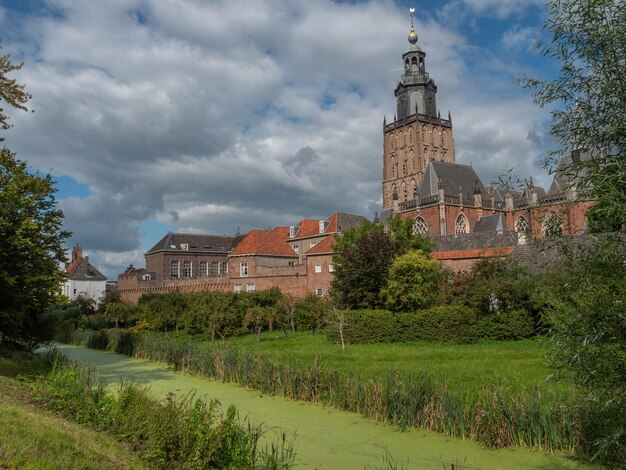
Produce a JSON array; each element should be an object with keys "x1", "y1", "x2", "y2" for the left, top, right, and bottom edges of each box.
[
  {"x1": 501, "y1": 25, "x2": 538, "y2": 51},
  {"x1": 2, "y1": 0, "x2": 552, "y2": 276}
]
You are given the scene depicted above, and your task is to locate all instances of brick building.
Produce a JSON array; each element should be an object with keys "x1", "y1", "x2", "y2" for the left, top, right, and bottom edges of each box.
[{"x1": 378, "y1": 11, "x2": 593, "y2": 270}]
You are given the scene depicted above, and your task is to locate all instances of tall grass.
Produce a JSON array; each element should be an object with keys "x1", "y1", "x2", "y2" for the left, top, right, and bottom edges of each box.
[
  {"x1": 32, "y1": 347, "x2": 295, "y2": 469},
  {"x1": 65, "y1": 329, "x2": 580, "y2": 452}
]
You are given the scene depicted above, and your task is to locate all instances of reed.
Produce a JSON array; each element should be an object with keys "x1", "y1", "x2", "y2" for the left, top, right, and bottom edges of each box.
[{"x1": 62, "y1": 329, "x2": 580, "y2": 452}]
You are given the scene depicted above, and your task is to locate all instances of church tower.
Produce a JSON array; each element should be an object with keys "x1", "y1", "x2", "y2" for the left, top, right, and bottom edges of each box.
[{"x1": 382, "y1": 8, "x2": 456, "y2": 210}]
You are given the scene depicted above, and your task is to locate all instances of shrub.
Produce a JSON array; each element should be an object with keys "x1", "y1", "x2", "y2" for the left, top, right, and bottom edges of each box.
[
  {"x1": 326, "y1": 307, "x2": 536, "y2": 344},
  {"x1": 86, "y1": 330, "x2": 109, "y2": 350}
]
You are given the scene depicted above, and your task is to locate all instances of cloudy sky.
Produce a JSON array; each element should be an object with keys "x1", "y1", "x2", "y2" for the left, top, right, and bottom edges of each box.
[{"x1": 0, "y1": 0, "x2": 559, "y2": 277}]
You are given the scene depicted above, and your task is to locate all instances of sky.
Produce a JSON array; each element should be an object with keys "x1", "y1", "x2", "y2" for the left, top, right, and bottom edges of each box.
[{"x1": 0, "y1": 0, "x2": 560, "y2": 278}]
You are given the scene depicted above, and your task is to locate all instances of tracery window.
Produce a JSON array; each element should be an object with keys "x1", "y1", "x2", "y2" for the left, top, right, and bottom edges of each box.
[
  {"x1": 542, "y1": 213, "x2": 563, "y2": 237},
  {"x1": 455, "y1": 213, "x2": 469, "y2": 235},
  {"x1": 413, "y1": 216, "x2": 428, "y2": 235},
  {"x1": 515, "y1": 216, "x2": 530, "y2": 233}
]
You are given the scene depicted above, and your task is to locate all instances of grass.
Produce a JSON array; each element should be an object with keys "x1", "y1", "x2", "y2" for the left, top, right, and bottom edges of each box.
[
  {"x1": 0, "y1": 357, "x2": 147, "y2": 470},
  {"x1": 222, "y1": 331, "x2": 566, "y2": 397}
]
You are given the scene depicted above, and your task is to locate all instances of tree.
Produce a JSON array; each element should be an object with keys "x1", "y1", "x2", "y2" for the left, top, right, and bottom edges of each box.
[
  {"x1": 276, "y1": 293, "x2": 297, "y2": 337},
  {"x1": 0, "y1": 43, "x2": 31, "y2": 136},
  {"x1": 380, "y1": 250, "x2": 441, "y2": 312},
  {"x1": 521, "y1": 2, "x2": 626, "y2": 464},
  {"x1": 331, "y1": 222, "x2": 396, "y2": 309},
  {"x1": 0, "y1": 148, "x2": 69, "y2": 347},
  {"x1": 521, "y1": 0, "x2": 626, "y2": 230},
  {"x1": 387, "y1": 216, "x2": 435, "y2": 254},
  {"x1": 244, "y1": 306, "x2": 273, "y2": 342}
]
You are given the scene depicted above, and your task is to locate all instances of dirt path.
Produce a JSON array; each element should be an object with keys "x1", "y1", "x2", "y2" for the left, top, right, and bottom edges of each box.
[{"x1": 57, "y1": 344, "x2": 597, "y2": 470}]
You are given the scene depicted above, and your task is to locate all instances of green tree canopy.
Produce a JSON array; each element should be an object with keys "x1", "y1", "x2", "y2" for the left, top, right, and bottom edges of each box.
[
  {"x1": 380, "y1": 250, "x2": 442, "y2": 312},
  {"x1": 0, "y1": 43, "x2": 31, "y2": 136},
  {"x1": 522, "y1": 0, "x2": 626, "y2": 231},
  {"x1": 0, "y1": 148, "x2": 69, "y2": 346}
]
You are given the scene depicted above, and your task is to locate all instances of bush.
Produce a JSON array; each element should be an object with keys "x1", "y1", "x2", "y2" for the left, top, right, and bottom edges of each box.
[
  {"x1": 326, "y1": 307, "x2": 536, "y2": 344},
  {"x1": 86, "y1": 330, "x2": 109, "y2": 350}
]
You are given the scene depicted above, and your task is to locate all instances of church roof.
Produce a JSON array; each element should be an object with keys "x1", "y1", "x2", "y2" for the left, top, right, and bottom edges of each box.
[
  {"x1": 419, "y1": 161, "x2": 490, "y2": 200},
  {"x1": 146, "y1": 233, "x2": 244, "y2": 254},
  {"x1": 473, "y1": 213, "x2": 509, "y2": 233},
  {"x1": 547, "y1": 149, "x2": 592, "y2": 195}
]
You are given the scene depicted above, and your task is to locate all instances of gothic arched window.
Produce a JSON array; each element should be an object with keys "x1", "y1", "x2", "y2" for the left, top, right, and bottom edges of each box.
[
  {"x1": 402, "y1": 161, "x2": 407, "y2": 176},
  {"x1": 409, "y1": 128, "x2": 413, "y2": 144},
  {"x1": 442, "y1": 129, "x2": 446, "y2": 148},
  {"x1": 542, "y1": 213, "x2": 563, "y2": 237},
  {"x1": 391, "y1": 184, "x2": 398, "y2": 201},
  {"x1": 390, "y1": 156, "x2": 395, "y2": 177},
  {"x1": 515, "y1": 216, "x2": 530, "y2": 233},
  {"x1": 411, "y1": 179, "x2": 417, "y2": 198},
  {"x1": 402, "y1": 181, "x2": 407, "y2": 201},
  {"x1": 422, "y1": 125, "x2": 426, "y2": 141},
  {"x1": 413, "y1": 216, "x2": 428, "y2": 235},
  {"x1": 455, "y1": 213, "x2": 469, "y2": 235}
]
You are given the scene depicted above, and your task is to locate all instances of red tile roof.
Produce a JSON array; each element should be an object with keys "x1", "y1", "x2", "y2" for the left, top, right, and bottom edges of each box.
[
  {"x1": 305, "y1": 235, "x2": 337, "y2": 255},
  {"x1": 230, "y1": 228, "x2": 297, "y2": 257},
  {"x1": 66, "y1": 259, "x2": 81, "y2": 275},
  {"x1": 293, "y1": 219, "x2": 321, "y2": 239}
]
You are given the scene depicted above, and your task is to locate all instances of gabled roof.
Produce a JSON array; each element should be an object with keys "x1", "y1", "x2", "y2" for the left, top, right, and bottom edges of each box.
[
  {"x1": 547, "y1": 149, "x2": 592, "y2": 195},
  {"x1": 67, "y1": 257, "x2": 107, "y2": 281},
  {"x1": 305, "y1": 235, "x2": 337, "y2": 255},
  {"x1": 419, "y1": 161, "x2": 490, "y2": 200},
  {"x1": 289, "y1": 212, "x2": 369, "y2": 239},
  {"x1": 327, "y1": 212, "x2": 369, "y2": 233},
  {"x1": 473, "y1": 213, "x2": 508, "y2": 233},
  {"x1": 230, "y1": 228, "x2": 297, "y2": 257},
  {"x1": 146, "y1": 233, "x2": 244, "y2": 254},
  {"x1": 292, "y1": 219, "x2": 320, "y2": 239}
]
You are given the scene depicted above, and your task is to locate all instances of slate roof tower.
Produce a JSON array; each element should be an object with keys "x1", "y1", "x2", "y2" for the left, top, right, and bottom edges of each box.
[{"x1": 382, "y1": 7, "x2": 456, "y2": 210}]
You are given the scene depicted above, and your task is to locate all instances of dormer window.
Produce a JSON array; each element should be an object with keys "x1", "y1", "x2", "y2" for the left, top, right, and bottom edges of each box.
[
  {"x1": 180, "y1": 244, "x2": 189, "y2": 251},
  {"x1": 289, "y1": 226, "x2": 300, "y2": 238},
  {"x1": 319, "y1": 220, "x2": 330, "y2": 234}
]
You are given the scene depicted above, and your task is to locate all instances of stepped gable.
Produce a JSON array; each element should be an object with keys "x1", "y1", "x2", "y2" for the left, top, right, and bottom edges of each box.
[
  {"x1": 67, "y1": 257, "x2": 106, "y2": 281},
  {"x1": 230, "y1": 227, "x2": 297, "y2": 257},
  {"x1": 473, "y1": 213, "x2": 508, "y2": 233},
  {"x1": 327, "y1": 212, "x2": 369, "y2": 232},
  {"x1": 146, "y1": 232, "x2": 243, "y2": 254},
  {"x1": 419, "y1": 161, "x2": 491, "y2": 200},
  {"x1": 305, "y1": 235, "x2": 337, "y2": 255}
]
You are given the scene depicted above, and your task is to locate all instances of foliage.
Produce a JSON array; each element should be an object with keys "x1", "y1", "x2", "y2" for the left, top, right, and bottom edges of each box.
[
  {"x1": 542, "y1": 235, "x2": 626, "y2": 464},
  {"x1": 325, "y1": 307, "x2": 535, "y2": 345},
  {"x1": 454, "y1": 258, "x2": 544, "y2": 327},
  {"x1": 521, "y1": 0, "x2": 626, "y2": 230},
  {"x1": 381, "y1": 250, "x2": 442, "y2": 312},
  {"x1": 386, "y1": 216, "x2": 435, "y2": 254},
  {"x1": 0, "y1": 148, "x2": 70, "y2": 348},
  {"x1": 29, "y1": 354, "x2": 295, "y2": 469},
  {"x1": 0, "y1": 43, "x2": 31, "y2": 135},
  {"x1": 331, "y1": 222, "x2": 397, "y2": 309},
  {"x1": 62, "y1": 330, "x2": 579, "y2": 452}
]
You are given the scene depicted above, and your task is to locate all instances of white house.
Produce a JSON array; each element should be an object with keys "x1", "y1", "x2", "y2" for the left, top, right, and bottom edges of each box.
[{"x1": 62, "y1": 244, "x2": 107, "y2": 303}]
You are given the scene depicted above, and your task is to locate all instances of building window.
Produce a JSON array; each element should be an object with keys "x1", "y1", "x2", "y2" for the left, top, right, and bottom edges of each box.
[
  {"x1": 310, "y1": 241, "x2": 318, "y2": 249},
  {"x1": 316, "y1": 288, "x2": 323, "y2": 297},
  {"x1": 222, "y1": 261, "x2": 228, "y2": 274},
  {"x1": 289, "y1": 226, "x2": 300, "y2": 238},
  {"x1": 542, "y1": 213, "x2": 563, "y2": 237},
  {"x1": 455, "y1": 214, "x2": 469, "y2": 235},
  {"x1": 293, "y1": 245, "x2": 299, "y2": 254},
  {"x1": 413, "y1": 216, "x2": 428, "y2": 235},
  {"x1": 234, "y1": 284, "x2": 242, "y2": 293},
  {"x1": 182, "y1": 260, "x2": 192, "y2": 278},
  {"x1": 180, "y1": 243, "x2": 189, "y2": 251},
  {"x1": 199, "y1": 261, "x2": 208, "y2": 277},
  {"x1": 211, "y1": 261, "x2": 220, "y2": 276},
  {"x1": 515, "y1": 216, "x2": 530, "y2": 233},
  {"x1": 169, "y1": 260, "x2": 179, "y2": 278},
  {"x1": 246, "y1": 283, "x2": 256, "y2": 292},
  {"x1": 240, "y1": 261, "x2": 248, "y2": 277},
  {"x1": 329, "y1": 264, "x2": 335, "y2": 272},
  {"x1": 315, "y1": 265, "x2": 322, "y2": 273}
]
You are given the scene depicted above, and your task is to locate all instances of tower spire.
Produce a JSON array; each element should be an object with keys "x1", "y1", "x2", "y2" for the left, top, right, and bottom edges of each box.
[{"x1": 408, "y1": 7, "x2": 417, "y2": 44}]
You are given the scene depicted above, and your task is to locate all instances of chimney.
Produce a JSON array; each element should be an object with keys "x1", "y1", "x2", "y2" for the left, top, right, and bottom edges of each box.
[{"x1": 72, "y1": 244, "x2": 82, "y2": 262}]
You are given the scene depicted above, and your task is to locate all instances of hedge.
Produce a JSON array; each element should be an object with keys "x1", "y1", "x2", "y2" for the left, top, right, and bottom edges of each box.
[{"x1": 326, "y1": 306, "x2": 536, "y2": 344}]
